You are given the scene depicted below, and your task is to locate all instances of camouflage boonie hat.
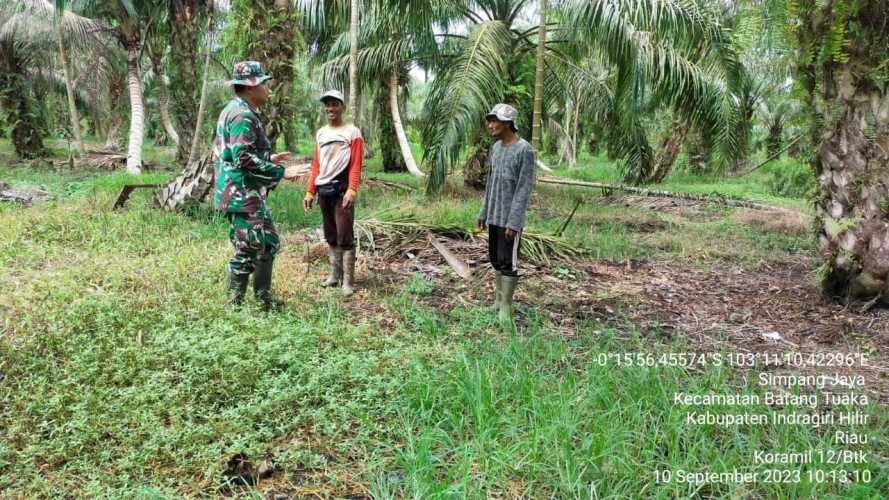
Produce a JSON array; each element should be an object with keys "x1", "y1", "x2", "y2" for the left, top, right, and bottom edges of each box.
[{"x1": 227, "y1": 61, "x2": 272, "y2": 87}]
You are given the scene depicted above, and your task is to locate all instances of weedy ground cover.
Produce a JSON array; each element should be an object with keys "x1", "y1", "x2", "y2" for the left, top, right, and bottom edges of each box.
[{"x1": 1, "y1": 141, "x2": 884, "y2": 497}]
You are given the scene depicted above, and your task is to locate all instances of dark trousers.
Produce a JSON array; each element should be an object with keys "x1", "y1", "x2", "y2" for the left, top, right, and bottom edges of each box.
[
  {"x1": 488, "y1": 225, "x2": 521, "y2": 277},
  {"x1": 318, "y1": 192, "x2": 355, "y2": 250}
]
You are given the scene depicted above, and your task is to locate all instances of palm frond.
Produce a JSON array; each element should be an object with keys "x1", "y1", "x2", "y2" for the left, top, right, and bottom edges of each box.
[
  {"x1": 642, "y1": 39, "x2": 723, "y2": 129},
  {"x1": 421, "y1": 20, "x2": 514, "y2": 194},
  {"x1": 558, "y1": 0, "x2": 751, "y2": 182},
  {"x1": 5, "y1": 0, "x2": 106, "y2": 49},
  {"x1": 320, "y1": 38, "x2": 411, "y2": 88},
  {"x1": 355, "y1": 210, "x2": 584, "y2": 263},
  {"x1": 616, "y1": 108, "x2": 654, "y2": 185},
  {"x1": 542, "y1": 51, "x2": 613, "y2": 122},
  {"x1": 560, "y1": 0, "x2": 641, "y2": 76}
]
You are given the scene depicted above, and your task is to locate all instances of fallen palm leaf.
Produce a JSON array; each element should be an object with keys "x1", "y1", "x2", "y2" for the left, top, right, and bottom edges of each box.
[
  {"x1": 354, "y1": 211, "x2": 584, "y2": 264},
  {"x1": 365, "y1": 177, "x2": 415, "y2": 191},
  {"x1": 538, "y1": 176, "x2": 805, "y2": 214}
]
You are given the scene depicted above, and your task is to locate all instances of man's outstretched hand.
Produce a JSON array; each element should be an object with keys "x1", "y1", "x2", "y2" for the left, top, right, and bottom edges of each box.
[
  {"x1": 271, "y1": 151, "x2": 291, "y2": 164},
  {"x1": 283, "y1": 165, "x2": 302, "y2": 180}
]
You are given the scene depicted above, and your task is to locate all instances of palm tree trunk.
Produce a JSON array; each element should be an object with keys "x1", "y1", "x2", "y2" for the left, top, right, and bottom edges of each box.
[
  {"x1": 168, "y1": 0, "x2": 204, "y2": 164},
  {"x1": 125, "y1": 41, "x2": 144, "y2": 175},
  {"x1": 793, "y1": 3, "x2": 889, "y2": 301},
  {"x1": 149, "y1": 51, "x2": 180, "y2": 146},
  {"x1": 156, "y1": 151, "x2": 215, "y2": 210},
  {"x1": 817, "y1": 87, "x2": 889, "y2": 300},
  {"x1": 766, "y1": 121, "x2": 783, "y2": 158},
  {"x1": 358, "y1": 96, "x2": 371, "y2": 157},
  {"x1": 187, "y1": 14, "x2": 214, "y2": 165},
  {"x1": 389, "y1": 67, "x2": 424, "y2": 177},
  {"x1": 377, "y1": 77, "x2": 405, "y2": 172},
  {"x1": 105, "y1": 67, "x2": 126, "y2": 151},
  {"x1": 561, "y1": 98, "x2": 577, "y2": 168},
  {"x1": 571, "y1": 98, "x2": 580, "y2": 166},
  {"x1": 262, "y1": 0, "x2": 297, "y2": 151},
  {"x1": 0, "y1": 84, "x2": 45, "y2": 160},
  {"x1": 648, "y1": 119, "x2": 691, "y2": 183},
  {"x1": 530, "y1": 0, "x2": 547, "y2": 151},
  {"x1": 348, "y1": 0, "x2": 359, "y2": 123},
  {"x1": 56, "y1": 23, "x2": 86, "y2": 158},
  {"x1": 463, "y1": 132, "x2": 493, "y2": 190}
]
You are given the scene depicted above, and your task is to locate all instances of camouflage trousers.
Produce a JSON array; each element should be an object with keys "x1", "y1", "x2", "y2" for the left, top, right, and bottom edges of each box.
[{"x1": 227, "y1": 208, "x2": 279, "y2": 275}]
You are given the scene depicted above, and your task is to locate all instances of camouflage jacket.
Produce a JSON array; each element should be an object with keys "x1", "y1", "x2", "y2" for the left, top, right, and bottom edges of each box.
[{"x1": 213, "y1": 96, "x2": 284, "y2": 213}]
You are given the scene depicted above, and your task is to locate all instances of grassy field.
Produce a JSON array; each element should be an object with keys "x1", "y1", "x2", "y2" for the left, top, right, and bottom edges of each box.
[{"x1": 1, "y1": 139, "x2": 886, "y2": 498}]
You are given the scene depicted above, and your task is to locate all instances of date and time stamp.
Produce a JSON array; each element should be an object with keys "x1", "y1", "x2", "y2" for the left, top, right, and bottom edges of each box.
[{"x1": 596, "y1": 350, "x2": 876, "y2": 486}]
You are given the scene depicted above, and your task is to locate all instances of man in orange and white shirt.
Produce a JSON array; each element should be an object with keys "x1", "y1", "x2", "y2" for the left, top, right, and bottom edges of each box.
[{"x1": 304, "y1": 90, "x2": 363, "y2": 296}]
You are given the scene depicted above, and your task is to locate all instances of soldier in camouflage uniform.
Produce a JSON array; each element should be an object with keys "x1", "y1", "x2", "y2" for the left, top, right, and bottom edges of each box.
[{"x1": 213, "y1": 61, "x2": 297, "y2": 308}]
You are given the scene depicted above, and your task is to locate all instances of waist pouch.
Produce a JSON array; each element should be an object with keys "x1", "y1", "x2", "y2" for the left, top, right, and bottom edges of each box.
[{"x1": 316, "y1": 178, "x2": 346, "y2": 197}]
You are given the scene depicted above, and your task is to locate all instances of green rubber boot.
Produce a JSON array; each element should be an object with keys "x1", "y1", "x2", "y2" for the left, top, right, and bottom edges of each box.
[
  {"x1": 342, "y1": 249, "x2": 356, "y2": 297},
  {"x1": 229, "y1": 272, "x2": 249, "y2": 306},
  {"x1": 492, "y1": 271, "x2": 503, "y2": 310},
  {"x1": 322, "y1": 246, "x2": 343, "y2": 287},
  {"x1": 499, "y1": 275, "x2": 518, "y2": 324}
]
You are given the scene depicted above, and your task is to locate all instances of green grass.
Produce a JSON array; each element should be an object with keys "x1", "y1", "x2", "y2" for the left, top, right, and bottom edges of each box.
[
  {"x1": 544, "y1": 152, "x2": 814, "y2": 212},
  {"x1": 1, "y1": 141, "x2": 884, "y2": 497},
  {"x1": 379, "y1": 329, "x2": 887, "y2": 498}
]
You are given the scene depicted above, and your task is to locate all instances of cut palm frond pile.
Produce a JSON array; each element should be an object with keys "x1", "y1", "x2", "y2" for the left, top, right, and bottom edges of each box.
[
  {"x1": 51, "y1": 152, "x2": 160, "y2": 171},
  {"x1": 0, "y1": 182, "x2": 49, "y2": 205},
  {"x1": 354, "y1": 210, "x2": 584, "y2": 265}
]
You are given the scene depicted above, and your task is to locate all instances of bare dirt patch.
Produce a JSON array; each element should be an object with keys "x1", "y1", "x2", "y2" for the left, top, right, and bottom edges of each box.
[
  {"x1": 541, "y1": 257, "x2": 887, "y2": 404},
  {"x1": 732, "y1": 209, "x2": 812, "y2": 235},
  {"x1": 282, "y1": 216, "x2": 888, "y2": 405}
]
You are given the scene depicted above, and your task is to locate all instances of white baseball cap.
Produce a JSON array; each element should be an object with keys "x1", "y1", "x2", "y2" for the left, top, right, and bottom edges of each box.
[
  {"x1": 485, "y1": 103, "x2": 519, "y2": 123},
  {"x1": 319, "y1": 90, "x2": 345, "y2": 104}
]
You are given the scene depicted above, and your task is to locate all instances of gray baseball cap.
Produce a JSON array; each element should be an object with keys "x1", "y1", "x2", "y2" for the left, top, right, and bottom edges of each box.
[
  {"x1": 320, "y1": 90, "x2": 345, "y2": 104},
  {"x1": 485, "y1": 103, "x2": 518, "y2": 123}
]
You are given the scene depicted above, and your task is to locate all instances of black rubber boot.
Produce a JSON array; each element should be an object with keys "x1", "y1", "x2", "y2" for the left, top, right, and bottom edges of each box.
[
  {"x1": 253, "y1": 255, "x2": 282, "y2": 311},
  {"x1": 229, "y1": 272, "x2": 249, "y2": 306}
]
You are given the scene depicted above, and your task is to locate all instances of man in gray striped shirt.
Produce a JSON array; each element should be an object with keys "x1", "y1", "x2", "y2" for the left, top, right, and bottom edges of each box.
[{"x1": 476, "y1": 103, "x2": 536, "y2": 323}]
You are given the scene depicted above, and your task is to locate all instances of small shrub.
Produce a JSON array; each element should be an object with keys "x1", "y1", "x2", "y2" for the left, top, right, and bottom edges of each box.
[{"x1": 765, "y1": 161, "x2": 816, "y2": 199}]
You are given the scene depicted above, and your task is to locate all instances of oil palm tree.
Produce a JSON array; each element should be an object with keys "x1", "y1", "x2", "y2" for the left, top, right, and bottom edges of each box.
[
  {"x1": 542, "y1": 54, "x2": 612, "y2": 168},
  {"x1": 167, "y1": 0, "x2": 211, "y2": 163},
  {"x1": 420, "y1": 0, "x2": 746, "y2": 193},
  {"x1": 228, "y1": 0, "x2": 298, "y2": 151},
  {"x1": 313, "y1": 0, "x2": 430, "y2": 176},
  {"x1": 0, "y1": 15, "x2": 47, "y2": 159},
  {"x1": 758, "y1": 98, "x2": 797, "y2": 158},
  {"x1": 786, "y1": 0, "x2": 889, "y2": 301},
  {"x1": 55, "y1": 0, "x2": 164, "y2": 174},
  {"x1": 145, "y1": 13, "x2": 179, "y2": 146},
  {"x1": 1, "y1": 0, "x2": 100, "y2": 159}
]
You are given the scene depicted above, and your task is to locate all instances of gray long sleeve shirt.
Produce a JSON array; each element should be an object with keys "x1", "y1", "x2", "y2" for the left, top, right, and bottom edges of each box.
[{"x1": 478, "y1": 138, "x2": 536, "y2": 231}]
